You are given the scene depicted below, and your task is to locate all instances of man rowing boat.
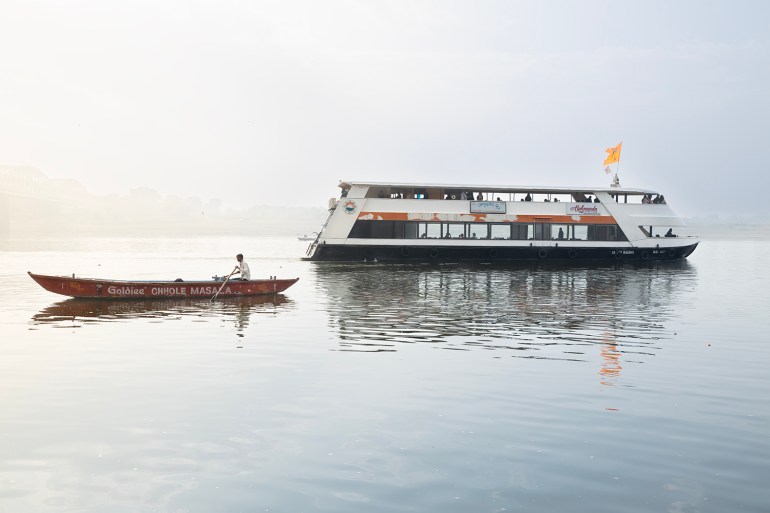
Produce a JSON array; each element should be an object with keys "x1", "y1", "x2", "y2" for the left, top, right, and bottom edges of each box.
[{"x1": 232, "y1": 253, "x2": 251, "y2": 281}]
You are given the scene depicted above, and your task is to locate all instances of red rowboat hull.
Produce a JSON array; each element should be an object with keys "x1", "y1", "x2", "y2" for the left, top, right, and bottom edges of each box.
[{"x1": 28, "y1": 272, "x2": 299, "y2": 299}]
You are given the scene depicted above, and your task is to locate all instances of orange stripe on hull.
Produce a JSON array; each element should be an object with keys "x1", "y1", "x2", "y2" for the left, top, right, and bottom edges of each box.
[{"x1": 357, "y1": 212, "x2": 618, "y2": 224}]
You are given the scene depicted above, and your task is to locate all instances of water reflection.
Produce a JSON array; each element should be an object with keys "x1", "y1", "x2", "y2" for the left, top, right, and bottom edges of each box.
[
  {"x1": 599, "y1": 331, "x2": 622, "y2": 387},
  {"x1": 314, "y1": 262, "x2": 697, "y2": 359},
  {"x1": 30, "y1": 295, "x2": 293, "y2": 334}
]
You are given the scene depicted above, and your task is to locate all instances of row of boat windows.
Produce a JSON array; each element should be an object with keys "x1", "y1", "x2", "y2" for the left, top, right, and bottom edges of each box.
[{"x1": 348, "y1": 221, "x2": 628, "y2": 241}]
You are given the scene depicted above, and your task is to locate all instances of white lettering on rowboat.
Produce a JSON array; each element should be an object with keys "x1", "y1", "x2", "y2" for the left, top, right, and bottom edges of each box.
[
  {"x1": 107, "y1": 285, "x2": 146, "y2": 295},
  {"x1": 150, "y1": 287, "x2": 187, "y2": 296},
  {"x1": 190, "y1": 286, "x2": 230, "y2": 295},
  {"x1": 105, "y1": 285, "x2": 235, "y2": 296}
]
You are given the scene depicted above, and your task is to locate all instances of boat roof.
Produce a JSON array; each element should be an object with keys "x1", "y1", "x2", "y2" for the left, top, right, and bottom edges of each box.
[{"x1": 339, "y1": 181, "x2": 658, "y2": 195}]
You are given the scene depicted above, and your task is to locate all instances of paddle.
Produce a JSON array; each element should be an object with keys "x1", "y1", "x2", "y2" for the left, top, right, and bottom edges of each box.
[{"x1": 210, "y1": 267, "x2": 238, "y2": 302}]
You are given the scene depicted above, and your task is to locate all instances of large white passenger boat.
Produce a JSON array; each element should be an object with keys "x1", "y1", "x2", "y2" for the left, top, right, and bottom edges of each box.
[{"x1": 306, "y1": 181, "x2": 699, "y2": 262}]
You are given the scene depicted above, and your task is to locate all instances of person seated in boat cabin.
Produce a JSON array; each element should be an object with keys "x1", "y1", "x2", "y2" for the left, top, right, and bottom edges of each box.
[
  {"x1": 665, "y1": 228, "x2": 676, "y2": 237},
  {"x1": 233, "y1": 254, "x2": 251, "y2": 280}
]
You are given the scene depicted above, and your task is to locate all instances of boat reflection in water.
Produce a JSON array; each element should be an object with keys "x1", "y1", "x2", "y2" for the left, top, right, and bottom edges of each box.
[
  {"x1": 31, "y1": 294, "x2": 293, "y2": 334},
  {"x1": 314, "y1": 261, "x2": 697, "y2": 363}
]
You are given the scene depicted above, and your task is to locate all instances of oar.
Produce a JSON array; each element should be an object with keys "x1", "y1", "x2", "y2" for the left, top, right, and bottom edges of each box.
[{"x1": 210, "y1": 267, "x2": 238, "y2": 302}]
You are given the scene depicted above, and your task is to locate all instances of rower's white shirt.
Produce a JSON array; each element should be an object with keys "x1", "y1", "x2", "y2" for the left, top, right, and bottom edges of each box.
[{"x1": 239, "y1": 261, "x2": 251, "y2": 280}]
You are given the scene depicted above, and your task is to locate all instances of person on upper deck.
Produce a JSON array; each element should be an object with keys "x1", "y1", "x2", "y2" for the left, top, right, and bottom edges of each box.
[
  {"x1": 476, "y1": 193, "x2": 483, "y2": 200},
  {"x1": 233, "y1": 254, "x2": 250, "y2": 281},
  {"x1": 642, "y1": 194, "x2": 651, "y2": 204},
  {"x1": 524, "y1": 193, "x2": 532, "y2": 201},
  {"x1": 594, "y1": 197, "x2": 600, "y2": 203},
  {"x1": 665, "y1": 228, "x2": 675, "y2": 237}
]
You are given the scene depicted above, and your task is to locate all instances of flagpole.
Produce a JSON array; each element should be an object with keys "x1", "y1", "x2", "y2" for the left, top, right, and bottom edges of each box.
[{"x1": 614, "y1": 140, "x2": 622, "y2": 186}]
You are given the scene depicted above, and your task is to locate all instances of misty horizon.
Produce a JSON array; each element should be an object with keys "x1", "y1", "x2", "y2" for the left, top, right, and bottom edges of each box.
[{"x1": 2, "y1": 1, "x2": 769, "y2": 219}]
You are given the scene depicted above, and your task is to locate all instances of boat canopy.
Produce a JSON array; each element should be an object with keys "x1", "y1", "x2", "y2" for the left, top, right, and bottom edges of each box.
[{"x1": 338, "y1": 181, "x2": 658, "y2": 196}]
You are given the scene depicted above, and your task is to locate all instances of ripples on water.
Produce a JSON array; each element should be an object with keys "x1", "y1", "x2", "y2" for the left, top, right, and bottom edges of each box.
[
  {"x1": 31, "y1": 295, "x2": 294, "y2": 335},
  {"x1": 317, "y1": 262, "x2": 694, "y2": 358}
]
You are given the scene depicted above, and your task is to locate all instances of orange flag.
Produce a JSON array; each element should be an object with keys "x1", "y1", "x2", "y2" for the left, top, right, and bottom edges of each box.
[{"x1": 603, "y1": 142, "x2": 622, "y2": 166}]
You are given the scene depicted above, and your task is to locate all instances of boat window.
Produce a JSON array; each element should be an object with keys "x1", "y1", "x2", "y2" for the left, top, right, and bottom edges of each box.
[
  {"x1": 534, "y1": 222, "x2": 551, "y2": 240},
  {"x1": 490, "y1": 224, "x2": 511, "y2": 240},
  {"x1": 552, "y1": 223, "x2": 568, "y2": 240},
  {"x1": 591, "y1": 224, "x2": 627, "y2": 241},
  {"x1": 444, "y1": 223, "x2": 465, "y2": 239},
  {"x1": 416, "y1": 222, "x2": 441, "y2": 238},
  {"x1": 348, "y1": 220, "x2": 370, "y2": 238},
  {"x1": 511, "y1": 223, "x2": 532, "y2": 240},
  {"x1": 572, "y1": 225, "x2": 588, "y2": 240},
  {"x1": 404, "y1": 222, "x2": 419, "y2": 239},
  {"x1": 371, "y1": 221, "x2": 396, "y2": 238},
  {"x1": 640, "y1": 226, "x2": 680, "y2": 238}
]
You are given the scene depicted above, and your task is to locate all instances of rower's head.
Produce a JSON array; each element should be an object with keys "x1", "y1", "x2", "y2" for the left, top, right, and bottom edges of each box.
[{"x1": 236, "y1": 254, "x2": 243, "y2": 262}]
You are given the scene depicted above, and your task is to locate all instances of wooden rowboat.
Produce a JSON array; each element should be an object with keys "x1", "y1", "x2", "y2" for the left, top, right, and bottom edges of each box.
[{"x1": 28, "y1": 272, "x2": 299, "y2": 299}]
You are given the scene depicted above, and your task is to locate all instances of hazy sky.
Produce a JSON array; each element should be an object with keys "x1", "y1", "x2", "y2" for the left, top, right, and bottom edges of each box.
[{"x1": 1, "y1": 0, "x2": 768, "y2": 216}]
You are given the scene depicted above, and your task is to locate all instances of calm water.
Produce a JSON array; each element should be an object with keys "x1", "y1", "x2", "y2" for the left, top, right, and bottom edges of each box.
[{"x1": 1, "y1": 237, "x2": 768, "y2": 513}]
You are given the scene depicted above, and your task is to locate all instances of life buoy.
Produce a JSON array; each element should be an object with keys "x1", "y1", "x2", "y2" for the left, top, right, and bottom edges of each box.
[
  {"x1": 538, "y1": 249, "x2": 548, "y2": 259},
  {"x1": 429, "y1": 248, "x2": 439, "y2": 259},
  {"x1": 400, "y1": 247, "x2": 410, "y2": 257},
  {"x1": 489, "y1": 248, "x2": 498, "y2": 259},
  {"x1": 568, "y1": 249, "x2": 577, "y2": 259},
  {"x1": 641, "y1": 250, "x2": 650, "y2": 260},
  {"x1": 667, "y1": 248, "x2": 676, "y2": 258}
]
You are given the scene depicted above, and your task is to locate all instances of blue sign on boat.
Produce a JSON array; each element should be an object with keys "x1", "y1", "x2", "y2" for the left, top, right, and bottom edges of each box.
[{"x1": 470, "y1": 201, "x2": 506, "y2": 214}]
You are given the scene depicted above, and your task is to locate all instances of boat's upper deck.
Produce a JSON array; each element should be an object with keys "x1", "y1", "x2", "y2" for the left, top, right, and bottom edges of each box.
[{"x1": 339, "y1": 181, "x2": 660, "y2": 203}]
